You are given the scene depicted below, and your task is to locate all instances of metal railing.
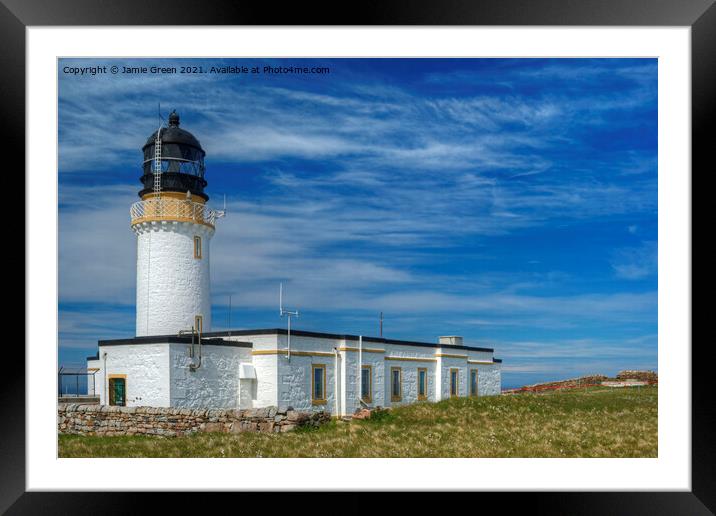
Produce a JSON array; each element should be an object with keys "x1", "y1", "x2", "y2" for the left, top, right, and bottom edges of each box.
[{"x1": 130, "y1": 197, "x2": 219, "y2": 227}]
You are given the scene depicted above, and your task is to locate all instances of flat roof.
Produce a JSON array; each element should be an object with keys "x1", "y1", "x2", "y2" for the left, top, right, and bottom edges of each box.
[
  {"x1": 97, "y1": 335, "x2": 253, "y2": 348},
  {"x1": 93, "y1": 328, "x2": 499, "y2": 358},
  {"x1": 203, "y1": 328, "x2": 496, "y2": 353}
]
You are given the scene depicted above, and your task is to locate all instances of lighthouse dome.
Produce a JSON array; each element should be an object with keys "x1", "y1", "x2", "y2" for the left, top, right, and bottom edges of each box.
[
  {"x1": 142, "y1": 110, "x2": 204, "y2": 152},
  {"x1": 139, "y1": 110, "x2": 208, "y2": 200}
]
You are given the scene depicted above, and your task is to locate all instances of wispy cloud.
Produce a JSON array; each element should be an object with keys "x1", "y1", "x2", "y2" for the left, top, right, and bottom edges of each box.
[
  {"x1": 611, "y1": 241, "x2": 657, "y2": 280},
  {"x1": 58, "y1": 58, "x2": 658, "y2": 387}
]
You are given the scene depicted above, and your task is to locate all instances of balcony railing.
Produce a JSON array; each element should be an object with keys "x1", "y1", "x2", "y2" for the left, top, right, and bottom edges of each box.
[{"x1": 130, "y1": 197, "x2": 219, "y2": 228}]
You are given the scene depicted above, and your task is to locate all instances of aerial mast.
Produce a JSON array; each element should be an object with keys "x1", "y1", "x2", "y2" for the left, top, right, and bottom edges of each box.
[{"x1": 279, "y1": 282, "x2": 299, "y2": 362}]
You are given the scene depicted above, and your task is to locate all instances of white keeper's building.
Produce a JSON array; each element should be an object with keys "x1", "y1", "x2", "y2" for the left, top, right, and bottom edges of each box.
[{"x1": 86, "y1": 111, "x2": 502, "y2": 416}]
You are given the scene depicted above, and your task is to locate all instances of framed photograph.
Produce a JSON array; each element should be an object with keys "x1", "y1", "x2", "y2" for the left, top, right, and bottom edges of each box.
[{"x1": 8, "y1": 0, "x2": 709, "y2": 512}]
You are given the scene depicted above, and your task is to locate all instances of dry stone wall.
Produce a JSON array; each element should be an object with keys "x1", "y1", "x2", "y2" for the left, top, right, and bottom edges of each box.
[
  {"x1": 58, "y1": 404, "x2": 330, "y2": 437},
  {"x1": 616, "y1": 370, "x2": 658, "y2": 383}
]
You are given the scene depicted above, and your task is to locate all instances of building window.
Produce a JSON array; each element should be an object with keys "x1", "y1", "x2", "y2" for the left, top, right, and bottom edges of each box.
[
  {"x1": 194, "y1": 315, "x2": 203, "y2": 334},
  {"x1": 108, "y1": 375, "x2": 126, "y2": 406},
  {"x1": 418, "y1": 368, "x2": 428, "y2": 400},
  {"x1": 450, "y1": 368, "x2": 459, "y2": 397},
  {"x1": 470, "y1": 369, "x2": 479, "y2": 397},
  {"x1": 312, "y1": 364, "x2": 326, "y2": 404},
  {"x1": 194, "y1": 235, "x2": 202, "y2": 259},
  {"x1": 390, "y1": 367, "x2": 402, "y2": 402},
  {"x1": 361, "y1": 365, "x2": 372, "y2": 403}
]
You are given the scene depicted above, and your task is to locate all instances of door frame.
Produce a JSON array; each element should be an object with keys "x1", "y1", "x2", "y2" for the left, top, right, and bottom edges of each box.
[{"x1": 107, "y1": 374, "x2": 127, "y2": 406}]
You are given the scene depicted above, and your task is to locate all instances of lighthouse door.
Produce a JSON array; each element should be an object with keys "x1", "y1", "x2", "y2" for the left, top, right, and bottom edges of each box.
[{"x1": 108, "y1": 377, "x2": 126, "y2": 406}]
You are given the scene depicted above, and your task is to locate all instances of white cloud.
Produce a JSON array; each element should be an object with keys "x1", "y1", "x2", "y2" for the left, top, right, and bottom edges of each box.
[{"x1": 611, "y1": 241, "x2": 657, "y2": 280}]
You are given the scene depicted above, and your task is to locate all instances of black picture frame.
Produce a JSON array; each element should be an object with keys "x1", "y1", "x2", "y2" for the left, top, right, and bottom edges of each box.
[{"x1": 5, "y1": 0, "x2": 708, "y2": 513}]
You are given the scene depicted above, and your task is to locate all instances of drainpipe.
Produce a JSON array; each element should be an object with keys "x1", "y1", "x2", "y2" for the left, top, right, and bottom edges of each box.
[
  {"x1": 179, "y1": 326, "x2": 202, "y2": 371},
  {"x1": 287, "y1": 312, "x2": 291, "y2": 363},
  {"x1": 334, "y1": 347, "x2": 340, "y2": 416},
  {"x1": 358, "y1": 335, "x2": 363, "y2": 408},
  {"x1": 103, "y1": 352, "x2": 108, "y2": 405}
]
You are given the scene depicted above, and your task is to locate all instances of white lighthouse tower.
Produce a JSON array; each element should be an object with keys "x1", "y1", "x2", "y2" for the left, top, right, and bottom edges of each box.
[{"x1": 130, "y1": 110, "x2": 222, "y2": 337}]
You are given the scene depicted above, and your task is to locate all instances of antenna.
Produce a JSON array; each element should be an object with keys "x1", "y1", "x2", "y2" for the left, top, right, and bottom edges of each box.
[
  {"x1": 228, "y1": 294, "x2": 232, "y2": 337},
  {"x1": 279, "y1": 282, "x2": 299, "y2": 362},
  {"x1": 380, "y1": 311, "x2": 383, "y2": 337},
  {"x1": 212, "y1": 193, "x2": 227, "y2": 220}
]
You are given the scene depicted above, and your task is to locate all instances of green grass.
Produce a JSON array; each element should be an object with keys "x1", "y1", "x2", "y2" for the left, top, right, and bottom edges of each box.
[{"x1": 58, "y1": 386, "x2": 657, "y2": 458}]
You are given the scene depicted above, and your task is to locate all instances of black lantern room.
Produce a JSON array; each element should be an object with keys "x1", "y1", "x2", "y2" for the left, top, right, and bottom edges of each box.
[{"x1": 140, "y1": 110, "x2": 208, "y2": 200}]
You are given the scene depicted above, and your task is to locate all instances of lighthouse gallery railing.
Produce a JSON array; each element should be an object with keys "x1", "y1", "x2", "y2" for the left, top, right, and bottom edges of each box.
[{"x1": 130, "y1": 197, "x2": 218, "y2": 227}]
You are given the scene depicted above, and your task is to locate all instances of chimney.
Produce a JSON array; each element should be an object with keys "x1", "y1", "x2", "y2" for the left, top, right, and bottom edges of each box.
[{"x1": 439, "y1": 336, "x2": 463, "y2": 347}]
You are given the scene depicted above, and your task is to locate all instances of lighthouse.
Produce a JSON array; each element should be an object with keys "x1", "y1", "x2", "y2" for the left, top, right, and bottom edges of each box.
[{"x1": 130, "y1": 110, "x2": 222, "y2": 337}]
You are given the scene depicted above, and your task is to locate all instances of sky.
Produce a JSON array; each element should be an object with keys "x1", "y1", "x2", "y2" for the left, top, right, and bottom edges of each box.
[{"x1": 58, "y1": 58, "x2": 658, "y2": 389}]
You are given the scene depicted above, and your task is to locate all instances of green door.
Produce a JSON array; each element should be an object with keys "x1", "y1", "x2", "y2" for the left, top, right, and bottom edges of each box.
[{"x1": 109, "y1": 377, "x2": 126, "y2": 406}]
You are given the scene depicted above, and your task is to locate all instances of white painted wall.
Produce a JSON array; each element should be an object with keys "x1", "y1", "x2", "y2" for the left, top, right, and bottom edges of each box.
[
  {"x1": 273, "y1": 335, "x2": 338, "y2": 413},
  {"x1": 94, "y1": 344, "x2": 171, "y2": 407},
  {"x1": 86, "y1": 358, "x2": 100, "y2": 396},
  {"x1": 88, "y1": 333, "x2": 501, "y2": 413},
  {"x1": 381, "y1": 343, "x2": 438, "y2": 408},
  {"x1": 477, "y1": 364, "x2": 502, "y2": 396},
  {"x1": 169, "y1": 343, "x2": 252, "y2": 408},
  {"x1": 243, "y1": 335, "x2": 280, "y2": 409},
  {"x1": 262, "y1": 336, "x2": 497, "y2": 415},
  {"x1": 134, "y1": 221, "x2": 214, "y2": 337}
]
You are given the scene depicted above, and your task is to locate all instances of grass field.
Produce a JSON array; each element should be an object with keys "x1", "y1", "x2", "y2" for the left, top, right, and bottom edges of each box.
[{"x1": 58, "y1": 386, "x2": 657, "y2": 458}]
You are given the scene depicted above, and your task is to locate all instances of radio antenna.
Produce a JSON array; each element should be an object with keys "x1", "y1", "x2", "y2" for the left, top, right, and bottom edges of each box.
[
  {"x1": 228, "y1": 294, "x2": 232, "y2": 337},
  {"x1": 279, "y1": 282, "x2": 299, "y2": 362}
]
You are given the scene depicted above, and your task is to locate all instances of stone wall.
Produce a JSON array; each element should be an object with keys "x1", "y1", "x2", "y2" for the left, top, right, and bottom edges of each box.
[
  {"x1": 616, "y1": 370, "x2": 658, "y2": 383},
  {"x1": 58, "y1": 404, "x2": 330, "y2": 437}
]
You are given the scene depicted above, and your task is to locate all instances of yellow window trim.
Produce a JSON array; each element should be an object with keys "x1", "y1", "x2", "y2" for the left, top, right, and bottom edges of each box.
[
  {"x1": 449, "y1": 368, "x2": 460, "y2": 398},
  {"x1": 311, "y1": 364, "x2": 327, "y2": 405},
  {"x1": 194, "y1": 315, "x2": 203, "y2": 334},
  {"x1": 193, "y1": 235, "x2": 202, "y2": 259},
  {"x1": 361, "y1": 364, "x2": 373, "y2": 403},
  {"x1": 470, "y1": 368, "x2": 479, "y2": 397},
  {"x1": 417, "y1": 367, "x2": 428, "y2": 400},
  {"x1": 390, "y1": 367, "x2": 402, "y2": 402}
]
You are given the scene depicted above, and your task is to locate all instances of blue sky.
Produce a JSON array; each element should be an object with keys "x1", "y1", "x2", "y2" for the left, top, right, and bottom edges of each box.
[{"x1": 58, "y1": 58, "x2": 657, "y2": 388}]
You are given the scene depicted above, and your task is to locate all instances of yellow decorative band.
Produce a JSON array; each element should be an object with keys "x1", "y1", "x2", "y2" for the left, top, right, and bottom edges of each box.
[
  {"x1": 384, "y1": 356, "x2": 436, "y2": 363},
  {"x1": 337, "y1": 347, "x2": 385, "y2": 354},
  {"x1": 435, "y1": 353, "x2": 468, "y2": 359},
  {"x1": 130, "y1": 197, "x2": 217, "y2": 229},
  {"x1": 252, "y1": 350, "x2": 336, "y2": 358},
  {"x1": 142, "y1": 191, "x2": 206, "y2": 204}
]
